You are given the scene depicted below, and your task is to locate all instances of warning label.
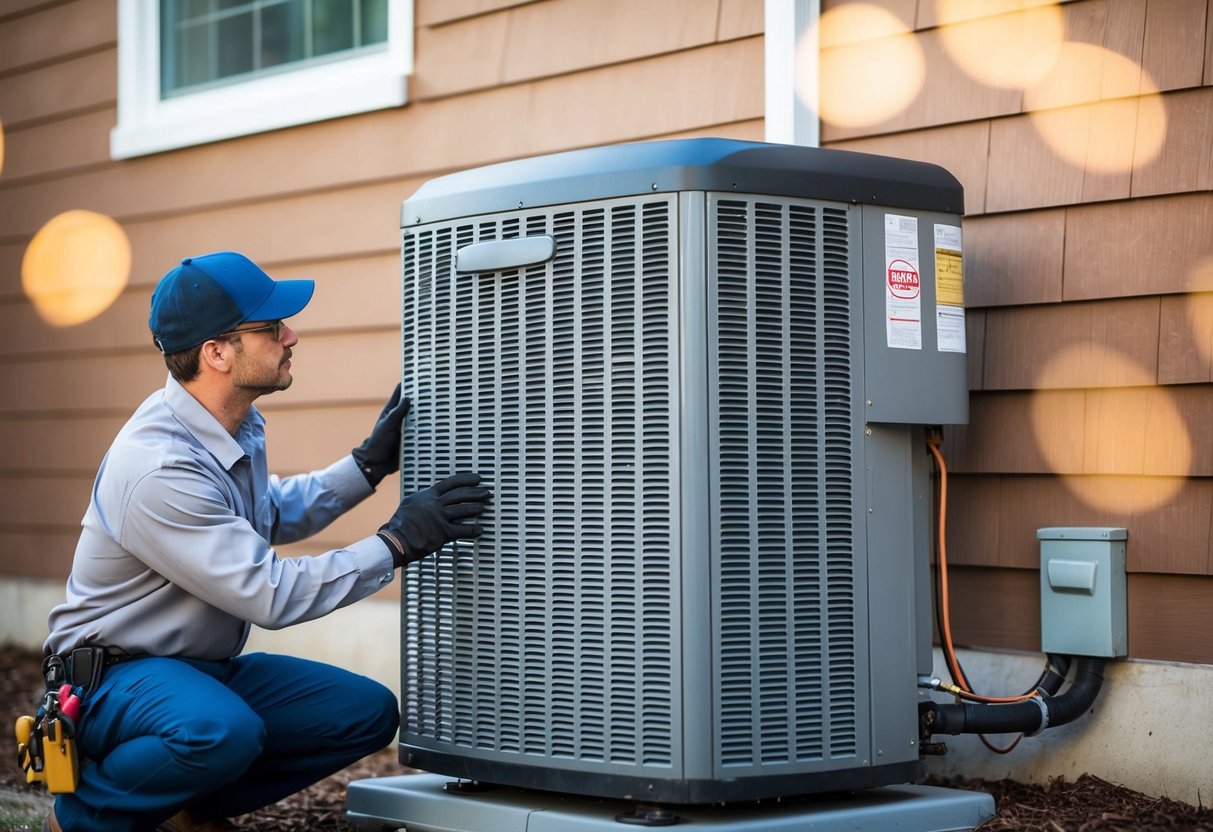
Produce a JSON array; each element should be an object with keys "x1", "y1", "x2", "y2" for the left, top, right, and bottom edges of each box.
[
  {"x1": 933, "y1": 223, "x2": 966, "y2": 354},
  {"x1": 884, "y1": 214, "x2": 921, "y2": 350},
  {"x1": 887, "y1": 259, "x2": 920, "y2": 299}
]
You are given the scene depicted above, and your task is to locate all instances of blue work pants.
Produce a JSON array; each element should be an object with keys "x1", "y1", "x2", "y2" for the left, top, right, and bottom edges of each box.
[{"x1": 52, "y1": 652, "x2": 400, "y2": 832}]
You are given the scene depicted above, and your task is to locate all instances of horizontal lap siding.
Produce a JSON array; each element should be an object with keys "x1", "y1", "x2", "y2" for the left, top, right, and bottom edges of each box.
[
  {"x1": 1125, "y1": 573, "x2": 1213, "y2": 662},
  {"x1": 0, "y1": 0, "x2": 113, "y2": 74},
  {"x1": 0, "y1": 49, "x2": 115, "y2": 128},
  {"x1": 414, "y1": 0, "x2": 728, "y2": 98},
  {"x1": 947, "y1": 567, "x2": 1213, "y2": 664},
  {"x1": 0, "y1": 474, "x2": 402, "y2": 575},
  {"x1": 0, "y1": 0, "x2": 764, "y2": 583},
  {"x1": 0, "y1": 254, "x2": 411, "y2": 361},
  {"x1": 822, "y1": 0, "x2": 1213, "y2": 660},
  {"x1": 945, "y1": 474, "x2": 1213, "y2": 574},
  {"x1": 2, "y1": 108, "x2": 114, "y2": 181},
  {"x1": 0, "y1": 405, "x2": 423, "y2": 476},
  {"x1": 949, "y1": 388, "x2": 1213, "y2": 476},
  {"x1": 0, "y1": 38, "x2": 764, "y2": 235},
  {"x1": 1160, "y1": 294, "x2": 1213, "y2": 383}
]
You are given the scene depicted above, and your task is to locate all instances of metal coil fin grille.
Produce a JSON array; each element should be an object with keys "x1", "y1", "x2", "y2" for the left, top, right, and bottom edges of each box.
[
  {"x1": 713, "y1": 198, "x2": 857, "y2": 770},
  {"x1": 400, "y1": 197, "x2": 678, "y2": 771}
]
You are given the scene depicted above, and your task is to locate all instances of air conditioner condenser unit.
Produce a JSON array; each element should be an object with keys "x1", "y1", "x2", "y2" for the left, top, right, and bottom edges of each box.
[{"x1": 392, "y1": 138, "x2": 969, "y2": 805}]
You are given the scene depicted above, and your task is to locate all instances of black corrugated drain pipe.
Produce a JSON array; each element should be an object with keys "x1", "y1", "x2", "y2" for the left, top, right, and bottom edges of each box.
[{"x1": 924, "y1": 657, "x2": 1105, "y2": 738}]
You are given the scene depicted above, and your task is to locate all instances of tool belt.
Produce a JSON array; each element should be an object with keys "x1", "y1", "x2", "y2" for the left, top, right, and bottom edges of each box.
[{"x1": 14, "y1": 646, "x2": 139, "y2": 794}]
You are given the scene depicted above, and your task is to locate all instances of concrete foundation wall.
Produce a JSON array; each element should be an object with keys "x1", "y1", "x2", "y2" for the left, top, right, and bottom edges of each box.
[{"x1": 925, "y1": 648, "x2": 1213, "y2": 807}]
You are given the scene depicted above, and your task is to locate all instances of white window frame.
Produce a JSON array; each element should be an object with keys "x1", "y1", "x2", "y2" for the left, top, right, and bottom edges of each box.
[
  {"x1": 764, "y1": 0, "x2": 819, "y2": 147},
  {"x1": 111, "y1": 0, "x2": 413, "y2": 160}
]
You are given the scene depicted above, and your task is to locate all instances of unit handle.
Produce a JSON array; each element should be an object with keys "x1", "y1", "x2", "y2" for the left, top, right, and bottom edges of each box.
[{"x1": 455, "y1": 235, "x2": 557, "y2": 274}]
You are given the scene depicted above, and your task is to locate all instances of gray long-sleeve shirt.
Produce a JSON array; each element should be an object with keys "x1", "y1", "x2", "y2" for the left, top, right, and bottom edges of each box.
[{"x1": 46, "y1": 377, "x2": 396, "y2": 661}]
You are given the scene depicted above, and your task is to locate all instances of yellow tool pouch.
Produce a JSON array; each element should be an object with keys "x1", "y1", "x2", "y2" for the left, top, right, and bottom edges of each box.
[{"x1": 15, "y1": 691, "x2": 80, "y2": 793}]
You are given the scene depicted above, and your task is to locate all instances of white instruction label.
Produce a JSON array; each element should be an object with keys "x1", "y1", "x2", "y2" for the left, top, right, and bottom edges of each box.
[{"x1": 885, "y1": 214, "x2": 921, "y2": 350}]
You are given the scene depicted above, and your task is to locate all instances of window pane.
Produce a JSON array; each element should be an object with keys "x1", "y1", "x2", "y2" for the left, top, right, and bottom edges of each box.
[
  {"x1": 159, "y1": 0, "x2": 391, "y2": 96},
  {"x1": 183, "y1": 0, "x2": 212, "y2": 18},
  {"x1": 216, "y1": 11, "x2": 254, "y2": 78},
  {"x1": 261, "y1": 1, "x2": 305, "y2": 68},
  {"x1": 361, "y1": 0, "x2": 387, "y2": 44},
  {"x1": 180, "y1": 24, "x2": 214, "y2": 86},
  {"x1": 314, "y1": 0, "x2": 354, "y2": 56}
]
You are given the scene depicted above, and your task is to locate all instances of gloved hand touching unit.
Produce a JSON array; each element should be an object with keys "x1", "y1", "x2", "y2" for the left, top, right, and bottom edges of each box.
[
  {"x1": 377, "y1": 472, "x2": 492, "y2": 568},
  {"x1": 351, "y1": 384, "x2": 411, "y2": 488}
]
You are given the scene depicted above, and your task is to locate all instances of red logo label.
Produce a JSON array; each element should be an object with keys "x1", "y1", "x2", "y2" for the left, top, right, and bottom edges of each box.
[{"x1": 887, "y1": 260, "x2": 920, "y2": 299}]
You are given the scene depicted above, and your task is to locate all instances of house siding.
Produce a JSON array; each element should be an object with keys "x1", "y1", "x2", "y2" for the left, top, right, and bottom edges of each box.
[
  {"x1": 0, "y1": 0, "x2": 763, "y2": 589},
  {"x1": 824, "y1": 0, "x2": 1213, "y2": 665}
]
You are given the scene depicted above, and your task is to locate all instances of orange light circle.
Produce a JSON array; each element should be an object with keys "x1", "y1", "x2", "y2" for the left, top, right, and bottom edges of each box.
[
  {"x1": 1053, "y1": 475, "x2": 1185, "y2": 516},
  {"x1": 1180, "y1": 274, "x2": 1213, "y2": 372},
  {"x1": 806, "y1": 4, "x2": 925, "y2": 129},
  {"x1": 937, "y1": 1, "x2": 1065, "y2": 89},
  {"x1": 1025, "y1": 42, "x2": 1167, "y2": 173},
  {"x1": 22, "y1": 210, "x2": 132, "y2": 327},
  {"x1": 1031, "y1": 344, "x2": 1189, "y2": 512}
]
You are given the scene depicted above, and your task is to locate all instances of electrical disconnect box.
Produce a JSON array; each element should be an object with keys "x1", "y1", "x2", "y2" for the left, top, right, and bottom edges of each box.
[{"x1": 1038, "y1": 527, "x2": 1128, "y2": 657}]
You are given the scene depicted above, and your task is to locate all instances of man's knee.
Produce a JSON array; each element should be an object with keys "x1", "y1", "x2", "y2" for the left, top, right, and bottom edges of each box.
[
  {"x1": 347, "y1": 677, "x2": 399, "y2": 751},
  {"x1": 168, "y1": 708, "x2": 266, "y2": 772}
]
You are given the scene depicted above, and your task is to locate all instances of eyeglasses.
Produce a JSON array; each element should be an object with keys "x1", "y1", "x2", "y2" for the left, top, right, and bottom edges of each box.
[{"x1": 217, "y1": 320, "x2": 286, "y2": 342}]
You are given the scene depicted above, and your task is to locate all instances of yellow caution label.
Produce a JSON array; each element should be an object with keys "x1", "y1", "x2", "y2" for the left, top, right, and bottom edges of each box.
[{"x1": 935, "y1": 247, "x2": 964, "y2": 307}]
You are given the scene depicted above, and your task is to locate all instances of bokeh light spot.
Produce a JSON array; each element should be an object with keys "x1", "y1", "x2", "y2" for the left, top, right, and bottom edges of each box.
[
  {"x1": 807, "y1": 4, "x2": 925, "y2": 129},
  {"x1": 1052, "y1": 475, "x2": 1185, "y2": 517},
  {"x1": 1025, "y1": 42, "x2": 1166, "y2": 173},
  {"x1": 929, "y1": 0, "x2": 1065, "y2": 26},
  {"x1": 1184, "y1": 255, "x2": 1213, "y2": 293},
  {"x1": 1034, "y1": 341, "x2": 1155, "y2": 390},
  {"x1": 22, "y1": 210, "x2": 131, "y2": 327},
  {"x1": 1179, "y1": 292, "x2": 1213, "y2": 375},
  {"x1": 938, "y1": 2, "x2": 1064, "y2": 89},
  {"x1": 1177, "y1": 271, "x2": 1213, "y2": 374},
  {"x1": 1031, "y1": 344, "x2": 1189, "y2": 513},
  {"x1": 1023, "y1": 41, "x2": 1145, "y2": 109}
]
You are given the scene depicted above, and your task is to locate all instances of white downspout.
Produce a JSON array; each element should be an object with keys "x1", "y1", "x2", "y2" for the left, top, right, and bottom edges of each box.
[{"x1": 763, "y1": 0, "x2": 820, "y2": 147}]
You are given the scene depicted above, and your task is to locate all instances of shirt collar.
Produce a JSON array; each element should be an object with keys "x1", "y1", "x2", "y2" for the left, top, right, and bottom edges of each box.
[{"x1": 162, "y1": 376, "x2": 263, "y2": 470}]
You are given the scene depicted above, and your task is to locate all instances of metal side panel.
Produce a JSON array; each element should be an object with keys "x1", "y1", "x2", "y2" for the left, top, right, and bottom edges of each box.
[
  {"x1": 706, "y1": 195, "x2": 871, "y2": 781},
  {"x1": 676, "y1": 191, "x2": 714, "y2": 782},
  {"x1": 860, "y1": 205, "x2": 968, "y2": 425},
  {"x1": 398, "y1": 195, "x2": 684, "y2": 783},
  {"x1": 863, "y1": 424, "x2": 927, "y2": 769},
  {"x1": 911, "y1": 425, "x2": 937, "y2": 676}
]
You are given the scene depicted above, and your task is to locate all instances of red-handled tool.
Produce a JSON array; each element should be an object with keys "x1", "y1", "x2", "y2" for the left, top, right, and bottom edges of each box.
[{"x1": 57, "y1": 685, "x2": 81, "y2": 723}]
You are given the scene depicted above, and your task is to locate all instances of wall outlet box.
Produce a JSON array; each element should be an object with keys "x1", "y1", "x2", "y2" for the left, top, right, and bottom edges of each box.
[{"x1": 1038, "y1": 527, "x2": 1127, "y2": 657}]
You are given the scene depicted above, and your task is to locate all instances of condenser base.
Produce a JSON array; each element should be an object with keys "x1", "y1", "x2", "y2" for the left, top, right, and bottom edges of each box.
[{"x1": 347, "y1": 773, "x2": 995, "y2": 832}]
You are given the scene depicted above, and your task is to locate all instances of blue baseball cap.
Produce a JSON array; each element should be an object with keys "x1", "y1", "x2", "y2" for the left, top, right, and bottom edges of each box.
[{"x1": 149, "y1": 252, "x2": 314, "y2": 354}]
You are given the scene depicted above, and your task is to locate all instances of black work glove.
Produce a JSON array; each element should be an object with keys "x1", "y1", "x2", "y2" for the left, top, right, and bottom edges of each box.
[
  {"x1": 377, "y1": 472, "x2": 492, "y2": 568},
  {"x1": 352, "y1": 384, "x2": 411, "y2": 488}
]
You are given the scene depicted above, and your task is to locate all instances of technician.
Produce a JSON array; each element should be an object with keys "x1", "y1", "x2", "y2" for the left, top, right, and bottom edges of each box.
[{"x1": 41, "y1": 251, "x2": 491, "y2": 832}]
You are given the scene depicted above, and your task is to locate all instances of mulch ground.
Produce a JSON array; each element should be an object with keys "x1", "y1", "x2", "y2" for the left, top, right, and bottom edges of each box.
[
  {"x1": 4, "y1": 643, "x2": 1212, "y2": 831},
  {"x1": 951, "y1": 776, "x2": 1213, "y2": 831}
]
